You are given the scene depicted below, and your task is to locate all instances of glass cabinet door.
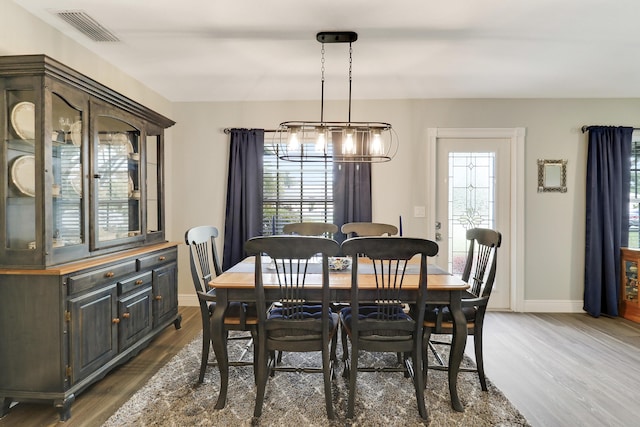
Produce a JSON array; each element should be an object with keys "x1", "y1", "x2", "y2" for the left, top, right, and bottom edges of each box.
[
  {"x1": 51, "y1": 92, "x2": 84, "y2": 249},
  {"x1": 94, "y1": 115, "x2": 141, "y2": 248},
  {"x1": 146, "y1": 133, "x2": 163, "y2": 240},
  {"x1": 5, "y1": 89, "x2": 37, "y2": 251},
  {"x1": 624, "y1": 259, "x2": 639, "y2": 302}
]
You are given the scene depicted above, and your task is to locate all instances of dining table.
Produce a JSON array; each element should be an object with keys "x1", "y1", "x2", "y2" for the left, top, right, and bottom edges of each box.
[{"x1": 209, "y1": 256, "x2": 470, "y2": 412}]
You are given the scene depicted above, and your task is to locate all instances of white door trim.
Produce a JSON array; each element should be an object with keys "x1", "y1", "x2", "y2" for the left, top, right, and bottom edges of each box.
[{"x1": 426, "y1": 127, "x2": 526, "y2": 312}]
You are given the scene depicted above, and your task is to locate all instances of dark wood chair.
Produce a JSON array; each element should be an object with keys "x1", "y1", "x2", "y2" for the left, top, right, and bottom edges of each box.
[
  {"x1": 340, "y1": 236, "x2": 438, "y2": 420},
  {"x1": 283, "y1": 221, "x2": 338, "y2": 237},
  {"x1": 341, "y1": 221, "x2": 398, "y2": 238},
  {"x1": 282, "y1": 221, "x2": 343, "y2": 336},
  {"x1": 185, "y1": 225, "x2": 257, "y2": 383},
  {"x1": 340, "y1": 222, "x2": 400, "y2": 338},
  {"x1": 245, "y1": 235, "x2": 340, "y2": 419},
  {"x1": 422, "y1": 227, "x2": 502, "y2": 391}
]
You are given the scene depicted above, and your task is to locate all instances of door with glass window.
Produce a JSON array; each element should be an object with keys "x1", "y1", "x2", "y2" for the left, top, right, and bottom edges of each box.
[{"x1": 436, "y1": 137, "x2": 511, "y2": 309}]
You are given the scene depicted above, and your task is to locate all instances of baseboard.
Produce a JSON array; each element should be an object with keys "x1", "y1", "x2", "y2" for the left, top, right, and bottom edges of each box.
[{"x1": 520, "y1": 299, "x2": 584, "y2": 313}]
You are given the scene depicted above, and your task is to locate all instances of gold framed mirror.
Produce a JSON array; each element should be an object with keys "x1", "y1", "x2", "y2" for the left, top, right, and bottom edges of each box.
[{"x1": 537, "y1": 159, "x2": 567, "y2": 193}]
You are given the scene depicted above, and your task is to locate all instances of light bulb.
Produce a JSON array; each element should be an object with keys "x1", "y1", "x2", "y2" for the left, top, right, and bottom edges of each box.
[
  {"x1": 288, "y1": 128, "x2": 300, "y2": 151},
  {"x1": 315, "y1": 128, "x2": 326, "y2": 152},
  {"x1": 370, "y1": 129, "x2": 382, "y2": 155},
  {"x1": 343, "y1": 130, "x2": 355, "y2": 154}
]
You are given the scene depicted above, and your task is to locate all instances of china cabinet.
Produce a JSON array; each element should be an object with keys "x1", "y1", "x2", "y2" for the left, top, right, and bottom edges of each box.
[
  {"x1": 0, "y1": 55, "x2": 178, "y2": 420},
  {"x1": 621, "y1": 248, "x2": 640, "y2": 323}
]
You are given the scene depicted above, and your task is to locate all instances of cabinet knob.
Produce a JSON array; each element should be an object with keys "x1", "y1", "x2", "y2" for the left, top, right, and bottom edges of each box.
[
  {"x1": 159, "y1": 256, "x2": 166, "y2": 261},
  {"x1": 122, "y1": 312, "x2": 131, "y2": 319},
  {"x1": 155, "y1": 295, "x2": 163, "y2": 301},
  {"x1": 112, "y1": 318, "x2": 120, "y2": 324},
  {"x1": 105, "y1": 272, "x2": 115, "y2": 278},
  {"x1": 135, "y1": 279, "x2": 144, "y2": 285}
]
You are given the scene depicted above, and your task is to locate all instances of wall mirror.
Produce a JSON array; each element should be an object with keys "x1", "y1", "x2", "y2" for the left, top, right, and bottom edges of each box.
[{"x1": 538, "y1": 159, "x2": 567, "y2": 192}]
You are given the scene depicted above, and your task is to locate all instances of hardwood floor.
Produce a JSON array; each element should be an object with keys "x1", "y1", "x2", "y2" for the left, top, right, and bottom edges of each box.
[
  {"x1": 480, "y1": 312, "x2": 640, "y2": 427},
  {"x1": 1, "y1": 309, "x2": 639, "y2": 426},
  {"x1": 0, "y1": 307, "x2": 201, "y2": 427}
]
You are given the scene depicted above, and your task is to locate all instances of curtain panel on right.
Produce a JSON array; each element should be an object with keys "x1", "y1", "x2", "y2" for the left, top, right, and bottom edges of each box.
[{"x1": 584, "y1": 126, "x2": 632, "y2": 317}]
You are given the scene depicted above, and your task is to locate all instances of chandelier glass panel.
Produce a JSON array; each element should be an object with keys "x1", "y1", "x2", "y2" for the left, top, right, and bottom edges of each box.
[{"x1": 273, "y1": 31, "x2": 398, "y2": 163}]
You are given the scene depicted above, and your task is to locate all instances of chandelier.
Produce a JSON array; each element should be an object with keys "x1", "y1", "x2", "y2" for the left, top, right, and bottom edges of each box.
[{"x1": 273, "y1": 31, "x2": 398, "y2": 163}]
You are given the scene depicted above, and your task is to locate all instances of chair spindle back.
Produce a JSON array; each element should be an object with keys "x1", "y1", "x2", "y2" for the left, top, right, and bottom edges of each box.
[{"x1": 461, "y1": 228, "x2": 502, "y2": 298}]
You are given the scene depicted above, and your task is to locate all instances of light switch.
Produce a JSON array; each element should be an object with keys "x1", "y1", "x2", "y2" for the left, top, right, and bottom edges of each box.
[{"x1": 414, "y1": 206, "x2": 426, "y2": 217}]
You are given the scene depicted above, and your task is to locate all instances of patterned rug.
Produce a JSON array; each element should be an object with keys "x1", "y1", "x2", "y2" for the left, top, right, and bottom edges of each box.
[{"x1": 103, "y1": 332, "x2": 530, "y2": 426}]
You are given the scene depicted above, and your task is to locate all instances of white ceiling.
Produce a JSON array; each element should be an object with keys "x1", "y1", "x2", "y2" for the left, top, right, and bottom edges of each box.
[{"x1": 14, "y1": 0, "x2": 640, "y2": 102}]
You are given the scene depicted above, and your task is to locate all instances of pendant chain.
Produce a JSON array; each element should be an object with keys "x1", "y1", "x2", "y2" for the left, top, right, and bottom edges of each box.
[
  {"x1": 320, "y1": 43, "x2": 325, "y2": 123},
  {"x1": 348, "y1": 42, "x2": 353, "y2": 123}
]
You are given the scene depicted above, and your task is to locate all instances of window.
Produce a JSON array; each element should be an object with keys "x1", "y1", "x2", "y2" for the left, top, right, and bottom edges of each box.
[
  {"x1": 263, "y1": 143, "x2": 333, "y2": 235},
  {"x1": 447, "y1": 152, "x2": 496, "y2": 275}
]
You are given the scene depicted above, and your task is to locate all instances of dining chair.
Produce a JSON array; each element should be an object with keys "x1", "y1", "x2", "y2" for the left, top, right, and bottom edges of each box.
[
  {"x1": 422, "y1": 227, "x2": 502, "y2": 391},
  {"x1": 244, "y1": 235, "x2": 340, "y2": 419},
  {"x1": 185, "y1": 225, "x2": 257, "y2": 383},
  {"x1": 282, "y1": 221, "x2": 338, "y2": 237},
  {"x1": 341, "y1": 221, "x2": 398, "y2": 238},
  {"x1": 282, "y1": 221, "x2": 340, "y2": 339},
  {"x1": 340, "y1": 221, "x2": 402, "y2": 359},
  {"x1": 340, "y1": 236, "x2": 439, "y2": 420}
]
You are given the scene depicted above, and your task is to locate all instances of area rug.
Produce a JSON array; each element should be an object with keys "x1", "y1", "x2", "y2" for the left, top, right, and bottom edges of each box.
[{"x1": 103, "y1": 332, "x2": 529, "y2": 426}]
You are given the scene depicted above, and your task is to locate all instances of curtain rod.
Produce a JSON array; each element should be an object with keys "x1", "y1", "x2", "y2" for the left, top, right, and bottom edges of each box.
[
  {"x1": 223, "y1": 128, "x2": 277, "y2": 134},
  {"x1": 581, "y1": 125, "x2": 640, "y2": 133}
]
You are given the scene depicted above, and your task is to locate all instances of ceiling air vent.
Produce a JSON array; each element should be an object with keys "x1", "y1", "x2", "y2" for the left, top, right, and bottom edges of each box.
[{"x1": 53, "y1": 10, "x2": 120, "y2": 42}]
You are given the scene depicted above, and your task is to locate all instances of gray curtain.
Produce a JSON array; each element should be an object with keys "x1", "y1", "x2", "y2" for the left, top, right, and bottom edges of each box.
[
  {"x1": 584, "y1": 126, "x2": 632, "y2": 317},
  {"x1": 222, "y1": 129, "x2": 264, "y2": 271},
  {"x1": 333, "y1": 162, "x2": 372, "y2": 245}
]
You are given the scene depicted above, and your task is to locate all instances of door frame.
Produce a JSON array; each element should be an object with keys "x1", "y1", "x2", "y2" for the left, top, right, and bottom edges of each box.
[{"x1": 426, "y1": 128, "x2": 526, "y2": 312}]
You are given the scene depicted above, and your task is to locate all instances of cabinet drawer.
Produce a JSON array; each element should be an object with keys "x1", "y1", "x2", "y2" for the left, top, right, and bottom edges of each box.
[
  {"x1": 67, "y1": 261, "x2": 137, "y2": 295},
  {"x1": 137, "y1": 248, "x2": 177, "y2": 270},
  {"x1": 119, "y1": 271, "x2": 153, "y2": 295}
]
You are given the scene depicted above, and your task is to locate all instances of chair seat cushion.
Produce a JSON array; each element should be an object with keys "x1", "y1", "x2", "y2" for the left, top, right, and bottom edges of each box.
[
  {"x1": 208, "y1": 301, "x2": 254, "y2": 318},
  {"x1": 340, "y1": 305, "x2": 413, "y2": 338},
  {"x1": 340, "y1": 305, "x2": 411, "y2": 321},
  {"x1": 268, "y1": 304, "x2": 325, "y2": 320},
  {"x1": 424, "y1": 305, "x2": 477, "y2": 323},
  {"x1": 267, "y1": 304, "x2": 338, "y2": 340}
]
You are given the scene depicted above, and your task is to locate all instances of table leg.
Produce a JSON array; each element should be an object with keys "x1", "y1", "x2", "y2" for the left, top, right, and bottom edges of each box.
[
  {"x1": 211, "y1": 289, "x2": 229, "y2": 409},
  {"x1": 448, "y1": 290, "x2": 466, "y2": 412}
]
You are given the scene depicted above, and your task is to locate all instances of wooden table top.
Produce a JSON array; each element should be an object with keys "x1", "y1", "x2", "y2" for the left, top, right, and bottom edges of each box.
[{"x1": 211, "y1": 256, "x2": 468, "y2": 291}]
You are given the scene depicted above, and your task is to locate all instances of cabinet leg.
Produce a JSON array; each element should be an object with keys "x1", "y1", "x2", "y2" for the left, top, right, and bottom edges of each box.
[
  {"x1": 1, "y1": 397, "x2": 12, "y2": 417},
  {"x1": 54, "y1": 394, "x2": 75, "y2": 422},
  {"x1": 173, "y1": 313, "x2": 183, "y2": 330}
]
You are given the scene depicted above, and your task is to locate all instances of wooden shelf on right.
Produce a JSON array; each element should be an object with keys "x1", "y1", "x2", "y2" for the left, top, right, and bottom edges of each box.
[{"x1": 621, "y1": 247, "x2": 640, "y2": 322}]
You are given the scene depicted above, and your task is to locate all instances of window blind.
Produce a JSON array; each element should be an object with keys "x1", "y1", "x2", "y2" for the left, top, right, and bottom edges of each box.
[{"x1": 263, "y1": 145, "x2": 333, "y2": 234}]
